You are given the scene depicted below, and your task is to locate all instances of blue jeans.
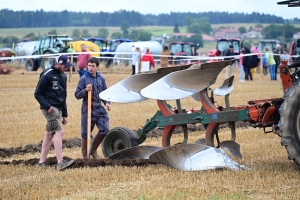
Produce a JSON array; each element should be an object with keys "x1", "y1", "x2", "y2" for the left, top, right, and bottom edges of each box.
[
  {"x1": 78, "y1": 69, "x2": 86, "y2": 78},
  {"x1": 239, "y1": 65, "x2": 244, "y2": 81},
  {"x1": 269, "y1": 64, "x2": 276, "y2": 80}
]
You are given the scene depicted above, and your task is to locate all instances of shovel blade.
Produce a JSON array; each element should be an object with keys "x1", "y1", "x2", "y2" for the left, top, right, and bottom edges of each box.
[
  {"x1": 100, "y1": 64, "x2": 192, "y2": 103},
  {"x1": 141, "y1": 60, "x2": 235, "y2": 100},
  {"x1": 149, "y1": 143, "x2": 249, "y2": 171},
  {"x1": 220, "y1": 140, "x2": 242, "y2": 159},
  {"x1": 109, "y1": 146, "x2": 163, "y2": 159}
]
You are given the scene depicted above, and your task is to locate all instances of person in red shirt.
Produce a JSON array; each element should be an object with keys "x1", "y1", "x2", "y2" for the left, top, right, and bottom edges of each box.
[
  {"x1": 141, "y1": 48, "x2": 155, "y2": 70},
  {"x1": 77, "y1": 44, "x2": 91, "y2": 78}
]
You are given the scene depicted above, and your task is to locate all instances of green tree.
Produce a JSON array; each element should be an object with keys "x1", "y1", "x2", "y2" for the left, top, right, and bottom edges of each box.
[
  {"x1": 238, "y1": 27, "x2": 247, "y2": 34},
  {"x1": 128, "y1": 29, "x2": 139, "y2": 40},
  {"x1": 82, "y1": 29, "x2": 90, "y2": 38},
  {"x1": 49, "y1": 29, "x2": 57, "y2": 35},
  {"x1": 24, "y1": 32, "x2": 38, "y2": 41},
  {"x1": 72, "y1": 29, "x2": 80, "y2": 38},
  {"x1": 3, "y1": 36, "x2": 19, "y2": 46},
  {"x1": 111, "y1": 32, "x2": 123, "y2": 39},
  {"x1": 138, "y1": 31, "x2": 152, "y2": 41},
  {"x1": 187, "y1": 22, "x2": 201, "y2": 34},
  {"x1": 198, "y1": 21, "x2": 212, "y2": 35},
  {"x1": 173, "y1": 22, "x2": 180, "y2": 33},
  {"x1": 184, "y1": 16, "x2": 194, "y2": 26},
  {"x1": 187, "y1": 18, "x2": 212, "y2": 35},
  {"x1": 283, "y1": 24, "x2": 300, "y2": 39},
  {"x1": 262, "y1": 24, "x2": 283, "y2": 39},
  {"x1": 97, "y1": 28, "x2": 109, "y2": 39},
  {"x1": 182, "y1": 34, "x2": 203, "y2": 48},
  {"x1": 121, "y1": 20, "x2": 130, "y2": 35},
  {"x1": 276, "y1": 35, "x2": 286, "y2": 44}
]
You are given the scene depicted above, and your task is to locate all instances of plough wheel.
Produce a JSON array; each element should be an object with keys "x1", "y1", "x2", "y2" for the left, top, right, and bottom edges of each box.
[
  {"x1": 279, "y1": 79, "x2": 300, "y2": 169},
  {"x1": 101, "y1": 126, "x2": 138, "y2": 158}
]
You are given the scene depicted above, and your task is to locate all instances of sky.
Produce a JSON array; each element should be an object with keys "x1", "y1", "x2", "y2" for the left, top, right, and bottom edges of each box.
[{"x1": 1, "y1": 0, "x2": 299, "y2": 19}]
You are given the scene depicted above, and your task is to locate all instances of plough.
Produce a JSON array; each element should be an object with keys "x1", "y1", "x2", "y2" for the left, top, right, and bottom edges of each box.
[{"x1": 99, "y1": 58, "x2": 300, "y2": 171}]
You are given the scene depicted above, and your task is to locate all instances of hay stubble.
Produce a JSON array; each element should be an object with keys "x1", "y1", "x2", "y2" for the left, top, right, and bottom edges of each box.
[{"x1": 0, "y1": 66, "x2": 299, "y2": 199}]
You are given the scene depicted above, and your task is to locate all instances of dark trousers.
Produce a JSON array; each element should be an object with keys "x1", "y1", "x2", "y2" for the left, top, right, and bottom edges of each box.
[
  {"x1": 81, "y1": 113, "x2": 109, "y2": 139},
  {"x1": 78, "y1": 69, "x2": 85, "y2": 78},
  {"x1": 244, "y1": 67, "x2": 253, "y2": 80},
  {"x1": 132, "y1": 65, "x2": 135, "y2": 75}
]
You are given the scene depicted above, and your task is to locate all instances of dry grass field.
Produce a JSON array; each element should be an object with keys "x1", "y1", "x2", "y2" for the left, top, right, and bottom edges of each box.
[{"x1": 0, "y1": 62, "x2": 300, "y2": 200}]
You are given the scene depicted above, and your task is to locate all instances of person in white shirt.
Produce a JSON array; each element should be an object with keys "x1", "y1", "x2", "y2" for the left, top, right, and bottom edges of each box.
[
  {"x1": 280, "y1": 49, "x2": 292, "y2": 65},
  {"x1": 131, "y1": 47, "x2": 140, "y2": 75}
]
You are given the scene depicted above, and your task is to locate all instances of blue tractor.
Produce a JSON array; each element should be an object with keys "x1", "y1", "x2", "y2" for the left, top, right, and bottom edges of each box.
[{"x1": 83, "y1": 37, "x2": 132, "y2": 67}]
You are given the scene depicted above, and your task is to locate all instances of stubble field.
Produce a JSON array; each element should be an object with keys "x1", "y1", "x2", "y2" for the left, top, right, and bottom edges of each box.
[{"x1": 0, "y1": 64, "x2": 299, "y2": 200}]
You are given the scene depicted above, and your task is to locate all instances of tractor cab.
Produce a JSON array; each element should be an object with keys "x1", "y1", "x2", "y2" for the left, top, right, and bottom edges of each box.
[
  {"x1": 107, "y1": 39, "x2": 132, "y2": 52},
  {"x1": 27, "y1": 35, "x2": 74, "y2": 72},
  {"x1": 216, "y1": 39, "x2": 242, "y2": 55},
  {"x1": 208, "y1": 39, "x2": 242, "y2": 57},
  {"x1": 82, "y1": 37, "x2": 106, "y2": 52},
  {"x1": 34, "y1": 35, "x2": 73, "y2": 55},
  {"x1": 258, "y1": 39, "x2": 280, "y2": 52},
  {"x1": 170, "y1": 42, "x2": 199, "y2": 56},
  {"x1": 169, "y1": 42, "x2": 200, "y2": 64}
]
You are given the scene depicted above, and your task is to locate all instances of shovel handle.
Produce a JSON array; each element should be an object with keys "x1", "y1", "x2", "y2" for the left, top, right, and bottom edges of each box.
[{"x1": 87, "y1": 90, "x2": 92, "y2": 159}]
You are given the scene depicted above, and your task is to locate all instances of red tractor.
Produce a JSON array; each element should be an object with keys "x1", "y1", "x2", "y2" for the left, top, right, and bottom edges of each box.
[
  {"x1": 289, "y1": 39, "x2": 300, "y2": 62},
  {"x1": 169, "y1": 42, "x2": 200, "y2": 65},
  {"x1": 208, "y1": 39, "x2": 243, "y2": 57}
]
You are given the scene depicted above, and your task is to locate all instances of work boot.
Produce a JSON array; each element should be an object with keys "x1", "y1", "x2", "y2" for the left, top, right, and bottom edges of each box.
[
  {"x1": 81, "y1": 139, "x2": 88, "y2": 159},
  {"x1": 90, "y1": 133, "x2": 105, "y2": 159}
]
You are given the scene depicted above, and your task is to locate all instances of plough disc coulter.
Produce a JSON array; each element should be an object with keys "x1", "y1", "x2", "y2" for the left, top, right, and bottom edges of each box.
[{"x1": 101, "y1": 59, "x2": 300, "y2": 171}]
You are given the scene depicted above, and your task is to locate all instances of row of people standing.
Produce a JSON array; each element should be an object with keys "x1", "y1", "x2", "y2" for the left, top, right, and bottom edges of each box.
[
  {"x1": 131, "y1": 45, "x2": 171, "y2": 75},
  {"x1": 238, "y1": 44, "x2": 291, "y2": 81},
  {"x1": 263, "y1": 45, "x2": 292, "y2": 81}
]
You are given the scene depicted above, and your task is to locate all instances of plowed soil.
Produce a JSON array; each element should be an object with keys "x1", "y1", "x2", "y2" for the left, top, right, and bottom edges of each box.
[
  {"x1": 0, "y1": 122, "x2": 248, "y2": 158},
  {"x1": 0, "y1": 137, "x2": 81, "y2": 158},
  {"x1": 0, "y1": 156, "x2": 155, "y2": 168}
]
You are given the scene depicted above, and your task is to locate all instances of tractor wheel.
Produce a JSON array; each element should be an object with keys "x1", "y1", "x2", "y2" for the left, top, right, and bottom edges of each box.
[
  {"x1": 41, "y1": 52, "x2": 53, "y2": 70},
  {"x1": 25, "y1": 59, "x2": 34, "y2": 71},
  {"x1": 101, "y1": 126, "x2": 138, "y2": 158},
  {"x1": 279, "y1": 79, "x2": 300, "y2": 169},
  {"x1": 25, "y1": 59, "x2": 38, "y2": 71}
]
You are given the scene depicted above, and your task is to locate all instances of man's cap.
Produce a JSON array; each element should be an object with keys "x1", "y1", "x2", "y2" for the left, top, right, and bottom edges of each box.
[
  {"x1": 229, "y1": 45, "x2": 234, "y2": 48},
  {"x1": 276, "y1": 44, "x2": 281, "y2": 48},
  {"x1": 57, "y1": 54, "x2": 73, "y2": 68}
]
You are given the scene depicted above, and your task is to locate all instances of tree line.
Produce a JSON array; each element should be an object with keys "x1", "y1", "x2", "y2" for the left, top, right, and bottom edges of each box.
[{"x1": 1, "y1": 9, "x2": 298, "y2": 28}]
